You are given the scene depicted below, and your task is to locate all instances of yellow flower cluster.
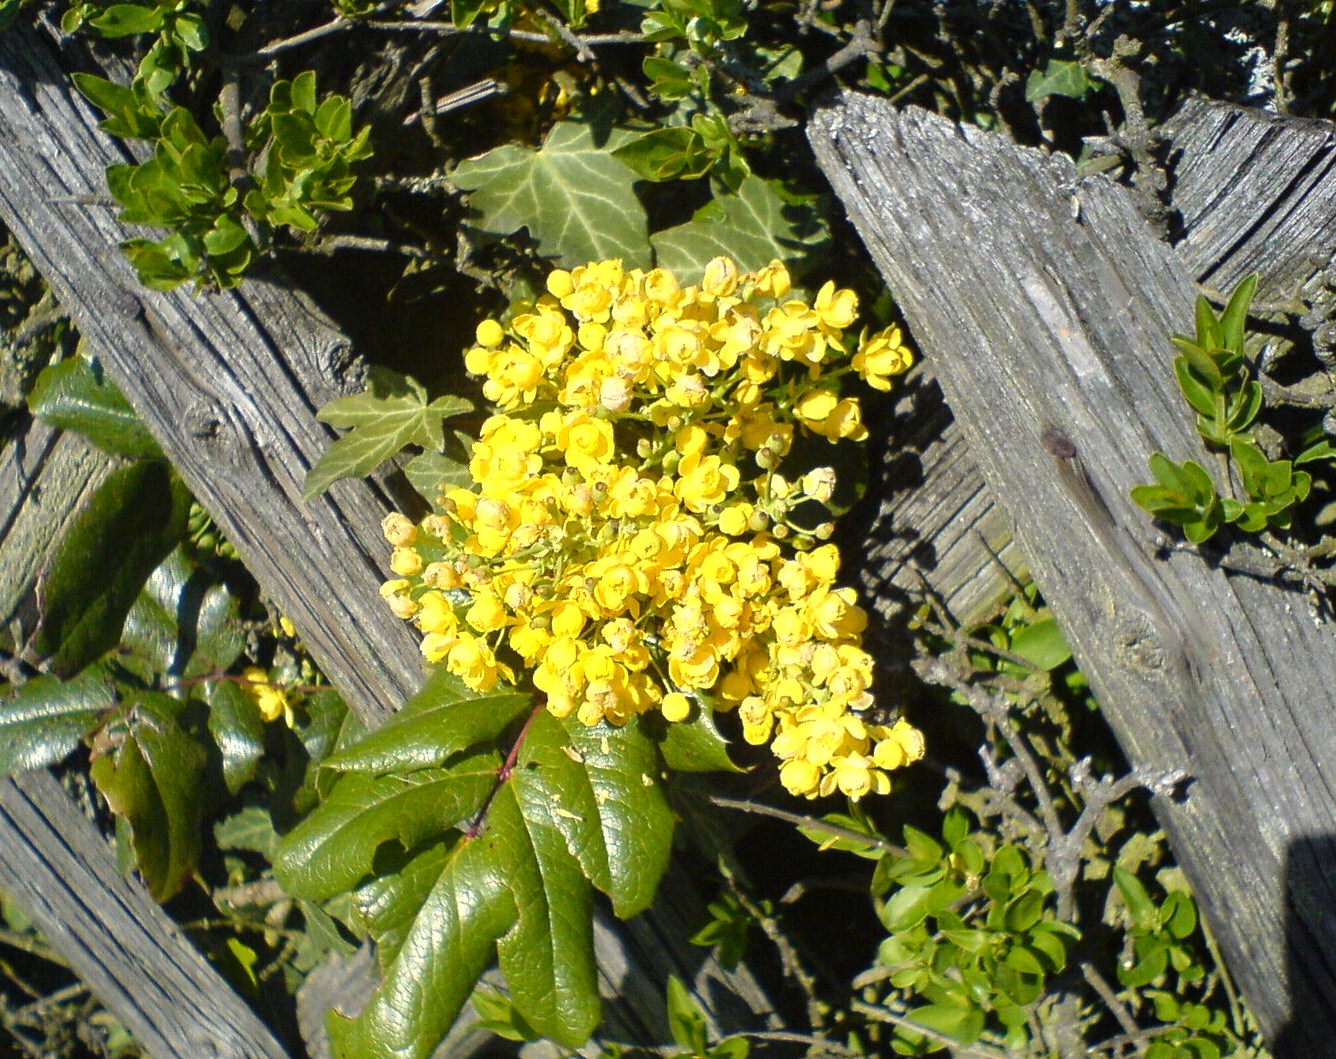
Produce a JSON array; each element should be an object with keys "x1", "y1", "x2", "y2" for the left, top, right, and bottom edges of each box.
[{"x1": 381, "y1": 257, "x2": 922, "y2": 799}]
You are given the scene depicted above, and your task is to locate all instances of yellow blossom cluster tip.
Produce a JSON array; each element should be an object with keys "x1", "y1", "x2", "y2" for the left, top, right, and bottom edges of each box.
[{"x1": 381, "y1": 256, "x2": 920, "y2": 799}]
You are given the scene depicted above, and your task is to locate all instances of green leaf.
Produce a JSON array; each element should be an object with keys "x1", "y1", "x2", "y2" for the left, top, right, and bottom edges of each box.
[
  {"x1": 1219, "y1": 273, "x2": 1258, "y2": 353},
  {"x1": 1008, "y1": 616, "x2": 1071, "y2": 671},
  {"x1": 34, "y1": 462, "x2": 191, "y2": 677},
  {"x1": 452, "y1": 121, "x2": 651, "y2": 269},
  {"x1": 651, "y1": 175, "x2": 827, "y2": 283},
  {"x1": 72, "y1": 73, "x2": 161, "y2": 140},
  {"x1": 28, "y1": 351, "x2": 163, "y2": 459},
  {"x1": 404, "y1": 442, "x2": 473, "y2": 510},
  {"x1": 1113, "y1": 867, "x2": 1157, "y2": 931},
  {"x1": 901, "y1": 1002, "x2": 985, "y2": 1046},
  {"x1": 214, "y1": 804, "x2": 281, "y2": 860},
  {"x1": 1024, "y1": 59, "x2": 1096, "y2": 102},
  {"x1": 90, "y1": 3, "x2": 164, "y2": 37},
  {"x1": 90, "y1": 692, "x2": 206, "y2": 901},
  {"x1": 611, "y1": 126, "x2": 717, "y2": 182},
  {"x1": 0, "y1": 667, "x2": 115, "y2": 776},
  {"x1": 304, "y1": 369, "x2": 472, "y2": 500},
  {"x1": 666, "y1": 975, "x2": 709, "y2": 1053},
  {"x1": 207, "y1": 681, "x2": 266, "y2": 794},
  {"x1": 280, "y1": 677, "x2": 674, "y2": 1056},
  {"x1": 654, "y1": 694, "x2": 743, "y2": 773}
]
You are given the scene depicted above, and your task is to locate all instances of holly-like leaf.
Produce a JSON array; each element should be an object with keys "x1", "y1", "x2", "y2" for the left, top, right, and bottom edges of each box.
[
  {"x1": 653, "y1": 693, "x2": 743, "y2": 774},
  {"x1": 28, "y1": 349, "x2": 163, "y2": 459},
  {"x1": 276, "y1": 673, "x2": 675, "y2": 1058},
  {"x1": 0, "y1": 666, "x2": 116, "y2": 776},
  {"x1": 34, "y1": 462, "x2": 192, "y2": 677},
  {"x1": 304, "y1": 368, "x2": 472, "y2": 501},
  {"x1": 453, "y1": 121, "x2": 651, "y2": 269},
  {"x1": 651, "y1": 175, "x2": 827, "y2": 283},
  {"x1": 90, "y1": 692, "x2": 207, "y2": 902},
  {"x1": 207, "y1": 680, "x2": 266, "y2": 795}
]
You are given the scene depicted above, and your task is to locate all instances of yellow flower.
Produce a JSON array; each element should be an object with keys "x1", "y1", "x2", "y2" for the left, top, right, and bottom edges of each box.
[
  {"x1": 853, "y1": 324, "x2": 913, "y2": 391},
  {"x1": 241, "y1": 667, "x2": 292, "y2": 725},
  {"x1": 674, "y1": 453, "x2": 740, "y2": 513},
  {"x1": 813, "y1": 280, "x2": 859, "y2": 331}
]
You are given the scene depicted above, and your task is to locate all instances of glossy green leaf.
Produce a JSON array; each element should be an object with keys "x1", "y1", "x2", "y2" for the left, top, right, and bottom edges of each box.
[
  {"x1": 90, "y1": 3, "x2": 164, "y2": 36},
  {"x1": 1113, "y1": 866, "x2": 1157, "y2": 931},
  {"x1": 34, "y1": 462, "x2": 191, "y2": 677},
  {"x1": 1219, "y1": 273, "x2": 1258, "y2": 353},
  {"x1": 279, "y1": 674, "x2": 674, "y2": 1056},
  {"x1": 90, "y1": 692, "x2": 206, "y2": 901},
  {"x1": 72, "y1": 73, "x2": 162, "y2": 140},
  {"x1": 304, "y1": 369, "x2": 472, "y2": 500},
  {"x1": 207, "y1": 681, "x2": 266, "y2": 794},
  {"x1": 901, "y1": 1001, "x2": 985, "y2": 1046},
  {"x1": 214, "y1": 804, "x2": 281, "y2": 860},
  {"x1": 0, "y1": 667, "x2": 115, "y2": 776},
  {"x1": 453, "y1": 121, "x2": 650, "y2": 269},
  {"x1": 1024, "y1": 59, "x2": 1096, "y2": 102},
  {"x1": 651, "y1": 175, "x2": 826, "y2": 283},
  {"x1": 654, "y1": 693, "x2": 742, "y2": 773},
  {"x1": 28, "y1": 351, "x2": 162, "y2": 459}
]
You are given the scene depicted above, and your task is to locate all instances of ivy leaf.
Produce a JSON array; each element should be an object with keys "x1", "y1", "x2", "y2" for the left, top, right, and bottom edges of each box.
[
  {"x1": 34, "y1": 462, "x2": 192, "y2": 678},
  {"x1": 453, "y1": 121, "x2": 651, "y2": 269},
  {"x1": 403, "y1": 431, "x2": 473, "y2": 510},
  {"x1": 651, "y1": 175, "x2": 827, "y2": 283},
  {"x1": 0, "y1": 667, "x2": 116, "y2": 777},
  {"x1": 276, "y1": 673, "x2": 675, "y2": 1057},
  {"x1": 90, "y1": 692, "x2": 207, "y2": 902},
  {"x1": 304, "y1": 368, "x2": 472, "y2": 501},
  {"x1": 1024, "y1": 59, "x2": 1097, "y2": 102}
]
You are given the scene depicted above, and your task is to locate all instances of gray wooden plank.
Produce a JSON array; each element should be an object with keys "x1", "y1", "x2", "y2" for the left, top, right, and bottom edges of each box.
[
  {"x1": 0, "y1": 770, "x2": 290, "y2": 1059},
  {"x1": 811, "y1": 92, "x2": 1336, "y2": 1049}
]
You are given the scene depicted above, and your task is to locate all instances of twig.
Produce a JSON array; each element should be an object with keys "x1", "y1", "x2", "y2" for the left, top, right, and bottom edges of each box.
[
  {"x1": 256, "y1": 15, "x2": 354, "y2": 58},
  {"x1": 1258, "y1": 373, "x2": 1336, "y2": 410},
  {"x1": 306, "y1": 234, "x2": 432, "y2": 259},
  {"x1": 1081, "y1": 961, "x2": 1147, "y2": 1049},
  {"x1": 706, "y1": 794, "x2": 902, "y2": 854}
]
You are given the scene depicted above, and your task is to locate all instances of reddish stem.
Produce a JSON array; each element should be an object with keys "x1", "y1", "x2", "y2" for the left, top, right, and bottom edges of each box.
[{"x1": 464, "y1": 695, "x2": 546, "y2": 839}]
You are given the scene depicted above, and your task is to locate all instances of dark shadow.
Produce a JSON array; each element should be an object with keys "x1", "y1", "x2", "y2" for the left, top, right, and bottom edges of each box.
[{"x1": 1273, "y1": 834, "x2": 1336, "y2": 1057}]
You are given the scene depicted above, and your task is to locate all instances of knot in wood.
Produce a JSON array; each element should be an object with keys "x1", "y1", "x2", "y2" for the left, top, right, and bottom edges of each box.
[
  {"x1": 1111, "y1": 610, "x2": 1166, "y2": 673},
  {"x1": 184, "y1": 400, "x2": 224, "y2": 440}
]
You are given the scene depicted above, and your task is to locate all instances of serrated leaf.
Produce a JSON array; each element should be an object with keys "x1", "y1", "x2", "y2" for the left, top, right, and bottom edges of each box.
[
  {"x1": 280, "y1": 677, "x2": 675, "y2": 1057},
  {"x1": 654, "y1": 694, "x2": 743, "y2": 774},
  {"x1": 35, "y1": 462, "x2": 191, "y2": 677},
  {"x1": 1024, "y1": 59, "x2": 1095, "y2": 102},
  {"x1": 0, "y1": 667, "x2": 115, "y2": 776},
  {"x1": 651, "y1": 175, "x2": 826, "y2": 283},
  {"x1": 28, "y1": 351, "x2": 162, "y2": 459},
  {"x1": 452, "y1": 121, "x2": 651, "y2": 269},
  {"x1": 305, "y1": 370, "x2": 472, "y2": 501},
  {"x1": 90, "y1": 692, "x2": 206, "y2": 901}
]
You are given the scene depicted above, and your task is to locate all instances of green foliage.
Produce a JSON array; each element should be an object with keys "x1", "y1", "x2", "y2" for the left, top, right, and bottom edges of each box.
[
  {"x1": 32, "y1": 461, "x2": 192, "y2": 676},
  {"x1": 871, "y1": 809, "x2": 1078, "y2": 1052},
  {"x1": 689, "y1": 890, "x2": 761, "y2": 972},
  {"x1": 1133, "y1": 275, "x2": 1316, "y2": 543},
  {"x1": 651, "y1": 175, "x2": 828, "y2": 284},
  {"x1": 64, "y1": 0, "x2": 209, "y2": 97},
  {"x1": 274, "y1": 669, "x2": 676, "y2": 1058},
  {"x1": 453, "y1": 122, "x2": 651, "y2": 270},
  {"x1": 27, "y1": 344, "x2": 163, "y2": 459},
  {"x1": 76, "y1": 65, "x2": 370, "y2": 290},
  {"x1": 665, "y1": 976, "x2": 750, "y2": 1059},
  {"x1": 303, "y1": 367, "x2": 473, "y2": 501},
  {"x1": 1024, "y1": 59, "x2": 1100, "y2": 102}
]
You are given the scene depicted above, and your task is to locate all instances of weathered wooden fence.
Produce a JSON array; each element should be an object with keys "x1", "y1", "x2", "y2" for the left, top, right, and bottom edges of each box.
[
  {"x1": 3, "y1": 11, "x2": 1336, "y2": 1055},
  {"x1": 811, "y1": 92, "x2": 1336, "y2": 1054},
  {"x1": 0, "y1": 16, "x2": 774, "y2": 1058}
]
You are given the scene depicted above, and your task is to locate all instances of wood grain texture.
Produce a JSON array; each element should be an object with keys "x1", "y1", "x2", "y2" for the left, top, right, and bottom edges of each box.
[
  {"x1": 0, "y1": 770, "x2": 290, "y2": 1059},
  {"x1": 852, "y1": 94, "x2": 1336, "y2": 635},
  {"x1": 0, "y1": 18, "x2": 775, "y2": 1057},
  {"x1": 811, "y1": 91, "x2": 1336, "y2": 1049}
]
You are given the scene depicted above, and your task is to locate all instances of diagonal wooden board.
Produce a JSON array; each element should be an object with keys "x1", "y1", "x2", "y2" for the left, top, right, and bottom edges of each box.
[
  {"x1": 0, "y1": 17, "x2": 774, "y2": 1058},
  {"x1": 810, "y1": 92, "x2": 1336, "y2": 1049}
]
